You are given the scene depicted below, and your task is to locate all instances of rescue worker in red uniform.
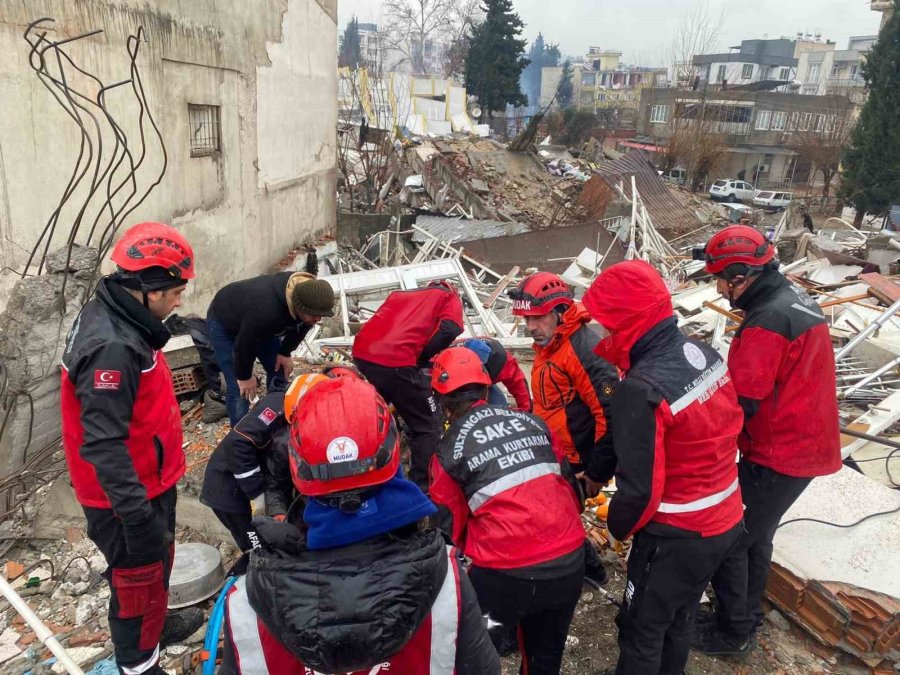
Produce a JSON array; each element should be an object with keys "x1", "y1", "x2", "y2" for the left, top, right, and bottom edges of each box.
[
  {"x1": 460, "y1": 337, "x2": 532, "y2": 410},
  {"x1": 201, "y1": 373, "x2": 327, "y2": 550},
  {"x1": 352, "y1": 280, "x2": 464, "y2": 489},
  {"x1": 509, "y1": 271, "x2": 617, "y2": 588},
  {"x1": 220, "y1": 376, "x2": 499, "y2": 674},
  {"x1": 694, "y1": 226, "x2": 841, "y2": 656},
  {"x1": 429, "y1": 347, "x2": 585, "y2": 675},
  {"x1": 582, "y1": 260, "x2": 745, "y2": 675},
  {"x1": 60, "y1": 223, "x2": 204, "y2": 675}
]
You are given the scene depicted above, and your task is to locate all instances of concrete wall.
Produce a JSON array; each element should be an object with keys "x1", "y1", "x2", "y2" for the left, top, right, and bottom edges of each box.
[
  {"x1": 458, "y1": 220, "x2": 627, "y2": 274},
  {"x1": 0, "y1": 0, "x2": 338, "y2": 314}
]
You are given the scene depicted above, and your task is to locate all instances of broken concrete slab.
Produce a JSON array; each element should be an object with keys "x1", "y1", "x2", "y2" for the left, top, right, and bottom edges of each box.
[
  {"x1": 773, "y1": 466, "x2": 900, "y2": 599},
  {"x1": 36, "y1": 478, "x2": 233, "y2": 543}
]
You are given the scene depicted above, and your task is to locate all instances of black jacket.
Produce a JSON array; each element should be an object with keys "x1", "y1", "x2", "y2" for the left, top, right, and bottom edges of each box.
[
  {"x1": 222, "y1": 522, "x2": 499, "y2": 674},
  {"x1": 200, "y1": 392, "x2": 292, "y2": 514},
  {"x1": 207, "y1": 273, "x2": 313, "y2": 380},
  {"x1": 60, "y1": 278, "x2": 181, "y2": 518}
]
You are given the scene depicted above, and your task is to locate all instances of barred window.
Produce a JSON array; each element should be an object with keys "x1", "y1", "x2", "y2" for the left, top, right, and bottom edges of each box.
[{"x1": 189, "y1": 104, "x2": 221, "y2": 157}]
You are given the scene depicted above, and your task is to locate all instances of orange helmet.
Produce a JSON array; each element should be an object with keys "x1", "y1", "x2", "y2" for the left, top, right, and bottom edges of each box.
[
  {"x1": 431, "y1": 347, "x2": 492, "y2": 395},
  {"x1": 283, "y1": 373, "x2": 329, "y2": 423},
  {"x1": 289, "y1": 377, "x2": 399, "y2": 498}
]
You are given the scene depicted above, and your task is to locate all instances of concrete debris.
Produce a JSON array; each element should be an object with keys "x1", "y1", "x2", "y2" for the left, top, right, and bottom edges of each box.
[{"x1": 44, "y1": 245, "x2": 100, "y2": 278}]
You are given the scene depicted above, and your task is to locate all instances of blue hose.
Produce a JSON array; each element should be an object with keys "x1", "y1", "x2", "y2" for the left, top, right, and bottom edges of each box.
[{"x1": 202, "y1": 576, "x2": 239, "y2": 675}]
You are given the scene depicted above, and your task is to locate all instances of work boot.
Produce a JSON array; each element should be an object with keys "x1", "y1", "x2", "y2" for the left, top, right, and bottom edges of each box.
[
  {"x1": 693, "y1": 605, "x2": 717, "y2": 635},
  {"x1": 583, "y1": 541, "x2": 609, "y2": 590},
  {"x1": 202, "y1": 389, "x2": 227, "y2": 423},
  {"x1": 692, "y1": 628, "x2": 755, "y2": 657},
  {"x1": 159, "y1": 607, "x2": 205, "y2": 647}
]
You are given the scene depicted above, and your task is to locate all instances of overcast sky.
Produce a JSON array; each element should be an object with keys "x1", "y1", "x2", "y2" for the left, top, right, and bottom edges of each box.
[{"x1": 338, "y1": 0, "x2": 883, "y2": 65}]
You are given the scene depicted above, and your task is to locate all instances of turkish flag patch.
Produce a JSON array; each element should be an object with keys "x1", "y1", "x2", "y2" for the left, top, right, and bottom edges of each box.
[
  {"x1": 258, "y1": 407, "x2": 277, "y2": 425},
  {"x1": 94, "y1": 369, "x2": 122, "y2": 390}
]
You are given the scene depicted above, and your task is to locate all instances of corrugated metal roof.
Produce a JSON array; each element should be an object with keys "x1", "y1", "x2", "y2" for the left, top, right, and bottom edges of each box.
[
  {"x1": 592, "y1": 150, "x2": 702, "y2": 234},
  {"x1": 412, "y1": 216, "x2": 532, "y2": 243}
]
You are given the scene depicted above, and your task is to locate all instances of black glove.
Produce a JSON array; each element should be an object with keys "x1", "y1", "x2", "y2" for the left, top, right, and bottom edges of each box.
[{"x1": 122, "y1": 511, "x2": 167, "y2": 558}]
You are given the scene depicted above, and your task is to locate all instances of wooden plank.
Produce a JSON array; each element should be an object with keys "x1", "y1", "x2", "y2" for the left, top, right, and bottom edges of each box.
[
  {"x1": 702, "y1": 300, "x2": 743, "y2": 324},
  {"x1": 483, "y1": 266, "x2": 520, "y2": 309},
  {"x1": 860, "y1": 272, "x2": 900, "y2": 305}
]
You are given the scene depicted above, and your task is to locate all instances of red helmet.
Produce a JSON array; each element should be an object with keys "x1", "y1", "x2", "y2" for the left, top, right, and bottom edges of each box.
[
  {"x1": 509, "y1": 272, "x2": 574, "y2": 316},
  {"x1": 703, "y1": 225, "x2": 775, "y2": 276},
  {"x1": 289, "y1": 377, "x2": 399, "y2": 497},
  {"x1": 111, "y1": 222, "x2": 195, "y2": 287},
  {"x1": 283, "y1": 373, "x2": 329, "y2": 423},
  {"x1": 431, "y1": 347, "x2": 491, "y2": 395}
]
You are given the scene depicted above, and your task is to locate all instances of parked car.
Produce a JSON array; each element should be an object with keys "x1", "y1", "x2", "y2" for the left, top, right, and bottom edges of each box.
[
  {"x1": 660, "y1": 168, "x2": 687, "y2": 185},
  {"x1": 753, "y1": 191, "x2": 793, "y2": 211},
  {"x1": 709, "y1": 179, "x2": 757, "y2": 202}
]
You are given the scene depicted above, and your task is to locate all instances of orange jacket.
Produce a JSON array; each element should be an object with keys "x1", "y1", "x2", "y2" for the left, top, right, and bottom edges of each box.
[{"x1": 531, "y1": 304, "x2": 619, "y2": 481}]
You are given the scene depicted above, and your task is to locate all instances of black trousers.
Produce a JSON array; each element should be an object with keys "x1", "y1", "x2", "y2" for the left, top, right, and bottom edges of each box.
[
  {"x1": 354, "y1": 359, "x2": 441, "y2": 490},
  {"x1": 469, "y1": 563, "x2": 584, "y2": 675},
  {"x1": 83, "y1": 488, "x2": 177, "y2": 673},
  {"x1": 615, "y1": 522, "x2": 742, "y2": 675},
  {"x1": 212, "y1": 508, "x2": 257, "y2": 552},
  {"x1": 711, "y1": 460, "x2": 812, "y2": 639}
]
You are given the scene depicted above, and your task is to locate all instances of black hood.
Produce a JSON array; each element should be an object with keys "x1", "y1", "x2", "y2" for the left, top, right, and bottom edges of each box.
[{"x1": 244, "y1": 525, "x2": 447, "y2": 673}]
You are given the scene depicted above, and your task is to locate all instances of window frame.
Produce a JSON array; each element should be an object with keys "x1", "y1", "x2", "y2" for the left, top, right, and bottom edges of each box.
[
  {"x1": 771, "y1": 111, "x2": 787, "y2": 131},
  {"x1": 755, "y1": 110, "x2": 772, "y2": 130},
  {"x1": 741, "y1": 64, "x2": 753, "y2": 79},
  {"x1": 188, "y1": 104, "x2": 222, "y2": 158}
]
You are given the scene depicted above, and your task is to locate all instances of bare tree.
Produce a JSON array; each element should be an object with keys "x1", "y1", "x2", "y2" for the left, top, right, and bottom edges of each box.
[
  {"x1": 661, "y1": 103, "x2": 729, "y2": 191},
  {"x1": 787, "y1": 103, "x2": 856, "y2": 198},
  {"x1": 381, "y1": 0, "x2": 482, "y2": 76},
  {"x1": 669, "y1": 0, "x2": 726, "y2": 88}
]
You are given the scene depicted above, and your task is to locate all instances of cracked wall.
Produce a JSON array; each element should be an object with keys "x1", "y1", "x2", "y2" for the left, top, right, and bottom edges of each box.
[{"x1": 0, "y1": 0, "x2": 337, "y2": 313}]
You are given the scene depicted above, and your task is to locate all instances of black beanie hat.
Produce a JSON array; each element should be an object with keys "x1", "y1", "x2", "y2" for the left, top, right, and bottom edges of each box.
[{"x1": 291, "y1": 279, "x2": 335, "y2": 318}]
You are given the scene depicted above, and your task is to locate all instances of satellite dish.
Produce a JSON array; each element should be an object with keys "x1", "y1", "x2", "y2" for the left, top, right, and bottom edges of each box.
[{"x1": 470, "y1": 106, "x2": 483, "y2": 119}]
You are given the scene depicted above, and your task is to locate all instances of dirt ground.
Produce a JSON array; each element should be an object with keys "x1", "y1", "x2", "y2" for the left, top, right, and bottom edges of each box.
[{"x1": 500, "y1": 552, "x2": 870, "y2": 675}]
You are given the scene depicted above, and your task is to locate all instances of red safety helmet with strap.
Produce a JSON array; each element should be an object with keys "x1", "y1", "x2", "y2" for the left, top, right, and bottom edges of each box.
[
  {"x1": 703, "y1": 225, "x2": 775, "y2": 278},
  {"x1": 431, "y1": 346, "x2": 491, "y2": 395},
  {"x1": 110, "y1": 222, "x2": 195, "y2": 290},
  {"x1": 509, "y1": 272, "x2": 574, "y2": 316},
  {"x1": 289, "y1": 377, "x2": 399, "y2": 500}
]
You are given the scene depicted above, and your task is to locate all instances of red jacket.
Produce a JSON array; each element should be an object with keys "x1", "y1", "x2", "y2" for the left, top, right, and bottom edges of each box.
[
  {"x1": 429, "y1": 403, "x2": 585, "y2": 569},
  {"x1": 584, "y1": 261, "x2": 743, "y2": 539},
  {"x1": 61, "y1": 280, "x2": 184, "y2": 513},
  {"x1": 729, "y1": 272, "x2": 841, "y2": 477},
  {"x1": 352, "y1": 286, "x2": 464, "y2": 367}
]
